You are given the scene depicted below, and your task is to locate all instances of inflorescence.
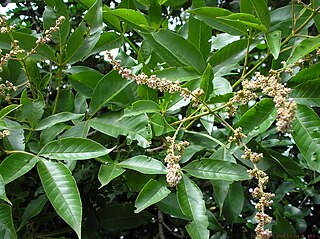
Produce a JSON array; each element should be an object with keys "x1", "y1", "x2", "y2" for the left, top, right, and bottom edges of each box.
[{"x1": 227, "y1": 71, "x2": 297, "y2": 133}]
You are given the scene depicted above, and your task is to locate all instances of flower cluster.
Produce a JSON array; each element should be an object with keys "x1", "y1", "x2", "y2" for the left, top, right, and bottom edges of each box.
[
  {"x1": 248, "y1": 167, "x2": 275, "y2": 239},
  {"x1": 0, "y1": 14, "x2": 16, "y2": 33},
  {"x1": 242, "y1": 148, "x2": 263, "y2": 164},
  {"x1": 228, "y1": 72, "x2": 296, "y2": 133},
  {"x1": 164, "y1": 136, "x2": 189, "y2": 187},
  {"x1": 105, "y1": 50, "x2": 205, "y2": 106},
  {"x1": 0, "y1": 129, "x2": 10, "y2": 139},
  {"x1": 0, "y1": 81, "x2": 17, "y2": 101},
  {"x1": 0, "y1": 40, "x2": 25, "y2": 72},
  {"x1": 253, "y1": 72, "x2": 296, "y2": 133},
  {"x1": 228, "y1": 127, "x2": 247, "y2": 145},
  {"x1": 36, "y1": 16, "x2": 65, "y2": 45}
]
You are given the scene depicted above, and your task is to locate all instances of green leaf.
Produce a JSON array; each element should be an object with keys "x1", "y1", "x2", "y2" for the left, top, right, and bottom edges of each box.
[
  {"x1": 149, "y1": 113, "x2": 175, "y2": 136},
  {"x1": 200, "y1": 64, "x2": 214, "y2": 101},
  {"x1": 98, "y1": 163, "x2": 125, "y2": 188},
  {"x1": 3, "y1": 119, "x2": 25, "y2": 151},
  {"x1": 0, "y1": 153, "x2": 38, "y2": 184},
  {"x1": 153, "y1": 67, "x2": 200, "y2": 83},
  {"x1": 97, "y1": 203, "x2": 152, "y2": 230},
  {"x1": 222, "y1": 182, "x2": 244, "y2": 223},
  {"x1": 292, "y1": 105, "x2": 320, "y2": 172},
  {"x1": 39, "y1": 123, "x2": 67, "y2": 147},
  {"x1": 0, "y1": 104, "x2": 21, "y2": 120},
  {"x1": 89, "y1": 112, "x2": 152, "y2": 148},
  {"x1": 157, "y1": 193, "x2": 189, "y2": 220},
  {"x1": 18, "y1": 194, "x2": 48, "y2": 231},
  {"x1": 183, "y1": 159, "x2": 250, "y2": 181},
  {"x1": 89, "y1": 70, "x2": 133, "y2": 115},
  {"x1": 35, "y1": 112, "x2": 84, "y2": 131},
  {"x1": 235, "y1": 98, "x2": 276, "y2": 134},
  {"x1": 150, "y1": 29, "x2": 206, "y2": 73},
  {"x1": 290, "y1": 80, "x2": 320, "y2": 107},
  {"x1": 25, "y1": 59, "x2": 41, "y2": 89},
  {"x1": 188, "y1": 7, "x2": 247, "y2": 35},
  {"x1": 106, "y1": 9, "x2": 149, "y2": 31},
  {"x1": 177, "y1": 175, "x2": 209, "y2": 239},
  {"x1": 39, "y1": 138, "x2": 111, "y2": 161},
  {"x1": 208, "y1": 39, "x2": 254, "y2": 72},
  {"x1": 21, "y1": 90, "x2": 45, "y2": 127},
  {"x1": 211, "y1": 180, "x2": 232, "y2": 216},
  {"x1": 134, "y1": 179, "x2": 170, "y2": 213},
  {"x1": 64, "y1": 0, "x2": 102, "y2": 64},
  {"x1": 0, "y1": 175, "x2": 11, "y2": 205},
  {"x1": 240, "y1": 0, "x2": 270, "y2": 29},
  {"x1": 272, "y1": 217, "x2": 296, "y2": 238},
  {"x1": 90, "y1": 32, "x2": 123, "y2": 55},
  {"x1": 43, "y1": 0, "x2": 70, "y2": 45},
  {"x1": 60, "y1": 121, "x2": 90, "y2": 139},
  {"x1": 55, "y1": 89, "x2": 75, "y2": 113},
  {"x1": 288, "y1": 62, "x2": 320, "y2": 86},
  {"x1": 188, "y1": 16, "x2": 212, "y2": 59},
  {"x1": 265, "y1": 30, "x2": 281, "y2": 59},
  {"x1": 37, "y1": 159, "x2": 82, "y2": 238},
  {"x1": 118, "y1": 155, "x2": 167, "y2": 174},
  {"x1": 0, "y1": 204, "x2": 17, "y2": 239},
  {"x1": 287, "y1": 37, "x2": 320, "y2": 65},
  {"x1": 149, "y1": 0, "x2": 162, "y2": 29},
  {"x1": 66, "y1": 66, "x2": 103, "y2": 97},
  {"x1": 123, "y1": 100, "x2": 161, "y2": 117},
  {"x1": 218, "y1": 13, "x2": 267, "y2": 32}
]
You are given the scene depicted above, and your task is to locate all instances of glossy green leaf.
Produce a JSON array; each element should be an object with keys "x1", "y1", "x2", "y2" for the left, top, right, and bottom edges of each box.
[
  {"x1": 123, "y1": 100, "x2": 161, "y2": 117},
  {"x1": 149, "y1": 113, "x2": 175, "y2": 136},
  {"x1": 288, "y1": 62, "x2": 320, "y2": 86},
  {"x1": 18, "y1": 194, "x2": 48, "y2": 230},
  {"x1": 66, "y1": 66, "x2": 103, "y2": 97},
  {"x1": 43, "y1": 0, "x2": 70, "y2": 44},
  {"x1": 290, "y1": 80, "x2": 320, "y2": 106},
  {"x1": 3, "y1": 119, "x2": 25, "y2": 151},
  {"x1": 240, "y1": 0, "x2": 270, "y2": 29},
  {"x1": 183, "y1": 159, "x2": 250, "y2": 181},
  {"x1": 39, "y1": 123, "x2": 67, "y2": 147},
  {"x1": 35, "y1": 112, "x2": 84, "y2": 131},
  {"x1": 60, "y1": 121, "x2": 90, "y2": 139},
  {"x1": 0, "y1": 104, "x2": 21, "y2": 120},
  {"x1": 272, "y1": 217, "x2": 296, "y2": 238},
  {"x1": 134, "y1": 179, "x2": 170, "y2": 213},
  {"x1": 235, "y1": 98, "x2": 276, "y2": 134},
  {"x1": 287, "y1": 37, "x2": 320, "y2": 64},
  {"x1": 90, "y1": 112, "x2": 152, "y2": 148},
  {"x1": 292, "y1": 105, "x2": 320, "y2": 172},
  {"x1": 177, "y1": 175, "x2": 209, "y2": 239},
  {"x1": 25, "y1": 59, "x2": 41, "y2": 89},
  {"x1": 200, "y1": 64, "x2": 214, "y2": 100},
  {"x1": 64, "y1": 0, "x2": 102, "y2": 64},
  {"x1": 98, "y1": 163, "x2": 125, "y2": 188},
  {"x1": 218, "y1": 13, "x2": 267, "y2": 32},
  {"x1": 0, "y1": 175, "x2": 11, "y2": 205},
  {"x1": 157, "y1": 193, "x2": 189, "y2": 220},
  {"x1": 149, "y1": 0, "x2": 162, "y2": 29},
  {"x1": 188, "y1": 7, "x2": 247, "y2": 35},
  {"x1": 222, "y1": 182, "x2": 244, "y2": 223},
  {"x1": 150, "y1": 29, "x2": 206, "y2": 73},
  {"x1": 0, "y1": 204, "x2": 17, "y2": 239},
  {"x1": 89, "y1": 70, "x2": 133, "y2": 115},
  {"x1": 39, "y1": 138, "x2": 111, "y2": 160},
  {"x1": 90, "y1": 32, "x2": 123, "y2": 55},
  {"x1": 20, "y1": 90, "x2": 45, "y2": 127},
  {"x1": 106, "y1": 9, "x2": 149, "y2": 31},
  {"x1": 153, "y1": 67, "x2": 200, "y2": 82},
  {"x1": 0, "y1": 153, "x2": 38, "y2": 184},
  {"x1": 188, "y1": 16, "x2": 212, "y2": 59},
  {"x1": 211, "y1": 180, "x2": 232, "y2": 215},
  {"x1": 55, "y1": 89, "x2": 75, "y2": 113},
  {"x1": 266, "y1": 30, "x2": 281, "y2": 59},
  {"x1": 118, "y1": 155, "x2": 167, "y2": 174},
  {"x1": 37, "y1": 159, "x2": 82, "y2": 238},
  {"x1": 208, "y1": 39, "x2": 254, "y2": 72}
]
